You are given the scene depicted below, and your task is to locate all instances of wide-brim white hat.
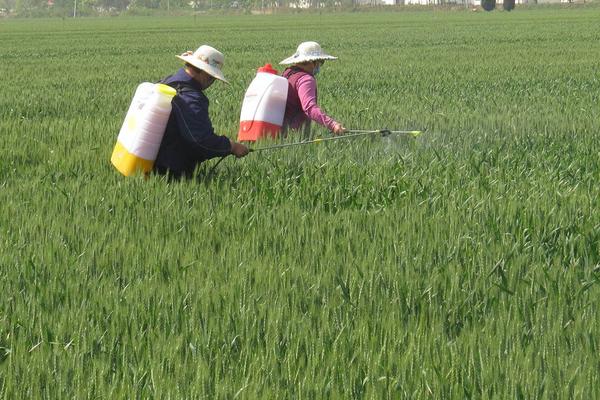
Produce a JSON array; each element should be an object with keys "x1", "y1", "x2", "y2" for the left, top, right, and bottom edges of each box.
[
  {"x1": 279, "y1": 41, "x2": 338, "y2": 65},
  {"x1": 176, "y1": 45, "x2": 229, "y2": 84}
]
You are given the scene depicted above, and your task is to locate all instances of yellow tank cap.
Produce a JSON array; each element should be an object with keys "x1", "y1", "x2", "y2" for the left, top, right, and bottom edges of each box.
[{"x1": 156, "y1": 83, "x2": 177, "y2": 97}]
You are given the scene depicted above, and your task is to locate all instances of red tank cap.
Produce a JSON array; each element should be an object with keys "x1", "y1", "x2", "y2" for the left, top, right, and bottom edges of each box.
[{"x1": 257, "y1": 63, "x2": 278, "y2": 74}]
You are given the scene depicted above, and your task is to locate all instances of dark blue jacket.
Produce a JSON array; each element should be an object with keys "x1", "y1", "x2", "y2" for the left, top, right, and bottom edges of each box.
[{"x1": 154, "y1": 68, "x2": 231, "y2": 178}]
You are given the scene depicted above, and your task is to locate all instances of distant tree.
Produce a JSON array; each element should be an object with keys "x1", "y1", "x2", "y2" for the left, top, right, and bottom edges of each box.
[
  {"x1": 503, "y1": 0, "x2": 514, "y2": 10},
  {"x1": 481, "y1": 0, "x2": 494, "y2": 10},
  {"x1": 15, "y1": 0, "x2": 45, "y2": 15},
  {"x1": 0, "y1": 0, "x2": 17, "y2": 12}
]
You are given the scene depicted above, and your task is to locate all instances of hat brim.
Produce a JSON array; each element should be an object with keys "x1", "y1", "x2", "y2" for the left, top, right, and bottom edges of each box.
[
  {"x1": 176, "y1": 54, "x2": 229, "y2": 84},
  {"x1": 279, "y1": 54, "x2": 338, "y2": 65}
]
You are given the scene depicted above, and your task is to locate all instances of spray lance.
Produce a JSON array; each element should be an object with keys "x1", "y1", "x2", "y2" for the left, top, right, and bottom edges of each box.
[
  {"x1": 248, "y1": 129, "x2": 423, "y2": 152},
  {"x1": 208, "y1": 129, "x2": 423, "y2": 175}
]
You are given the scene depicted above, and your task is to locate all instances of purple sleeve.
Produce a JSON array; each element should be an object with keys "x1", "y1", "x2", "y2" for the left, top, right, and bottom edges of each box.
[{"x1": 296, "y1": 74, "x2": 338, "y2": 132}]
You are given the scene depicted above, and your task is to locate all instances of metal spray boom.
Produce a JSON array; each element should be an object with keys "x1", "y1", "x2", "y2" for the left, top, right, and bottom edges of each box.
[{"x1": 249, "y1": 129, "x2": 423, "y2": 152}]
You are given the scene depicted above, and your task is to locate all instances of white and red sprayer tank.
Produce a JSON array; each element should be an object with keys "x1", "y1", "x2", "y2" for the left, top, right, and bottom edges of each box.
[
  {"x1": 238, "y1": 64, "x2": 288, "y2": 142},
  {"x1": 111, "y1": 82, "x2": 177, "y2": 176}
]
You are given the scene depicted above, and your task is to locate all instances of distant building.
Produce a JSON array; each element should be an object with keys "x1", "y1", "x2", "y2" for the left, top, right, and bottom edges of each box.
[{"x1": 289, "y1": 0, "x2": 311, "y2": 7}]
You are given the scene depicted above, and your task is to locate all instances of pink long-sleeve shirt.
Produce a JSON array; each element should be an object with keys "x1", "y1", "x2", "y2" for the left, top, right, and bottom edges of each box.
[{"x1": 282, "y1": 68, "x2": 338, "y2": 132}]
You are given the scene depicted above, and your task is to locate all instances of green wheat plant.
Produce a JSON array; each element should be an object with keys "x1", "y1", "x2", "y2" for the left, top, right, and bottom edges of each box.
[{"x1": 1, "y1": 8, "x2": 599, "y2": 399}]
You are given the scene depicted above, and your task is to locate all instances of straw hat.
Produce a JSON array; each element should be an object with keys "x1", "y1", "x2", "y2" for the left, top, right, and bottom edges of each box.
[
  {"x1": 176, "y1": 45, "x2": 228, "y2": 83},
  {"x1": 279, "y1": 41, "x2": 338, "y2": 65}
]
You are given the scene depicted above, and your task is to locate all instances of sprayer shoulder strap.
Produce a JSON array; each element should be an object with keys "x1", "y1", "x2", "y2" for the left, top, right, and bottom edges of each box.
[
  {"x1": 283, "y1": 67, "x2": 306, "y2": 80},
  {"x1": 157, "y1": 76, "x2": 196, "y2": 96}
]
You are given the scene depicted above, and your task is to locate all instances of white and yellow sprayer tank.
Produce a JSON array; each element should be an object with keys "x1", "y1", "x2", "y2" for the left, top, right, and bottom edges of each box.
[{"x1": 111, "y1": 82, "x2": 177, "y2": 176}]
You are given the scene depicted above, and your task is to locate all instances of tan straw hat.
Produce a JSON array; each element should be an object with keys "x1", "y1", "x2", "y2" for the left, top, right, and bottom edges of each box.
[
  {"x1": 176, "y1": 45, "x2": 228, "y2": 83},
  {"x1": 279, "y1": 41, "x2": 338, "y2": 65}
]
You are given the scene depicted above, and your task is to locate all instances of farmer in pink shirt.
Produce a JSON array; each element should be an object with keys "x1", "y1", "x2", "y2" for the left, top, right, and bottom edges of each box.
[{"x1": 280, "y1": 42, "x2": 347, "y2": 136}]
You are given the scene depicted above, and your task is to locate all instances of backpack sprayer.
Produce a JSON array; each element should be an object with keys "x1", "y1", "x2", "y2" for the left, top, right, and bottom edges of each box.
[{"x1": 236, "y1": 63, "x2": 423, "y2": 150}]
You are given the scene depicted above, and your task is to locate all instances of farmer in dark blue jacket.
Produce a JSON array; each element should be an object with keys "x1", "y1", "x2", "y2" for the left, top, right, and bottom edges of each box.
[{"x1": 154, "y1": 45, "x2": 249, "y2": 179}]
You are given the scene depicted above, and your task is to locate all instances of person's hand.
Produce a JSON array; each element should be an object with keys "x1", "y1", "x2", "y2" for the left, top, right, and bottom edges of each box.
[
  {"x1": 230, "y1": 141, "x2": 249, "y2": 158},
  {"x1": 332, "y1": 123, "x2": 347, "y2": 135}
]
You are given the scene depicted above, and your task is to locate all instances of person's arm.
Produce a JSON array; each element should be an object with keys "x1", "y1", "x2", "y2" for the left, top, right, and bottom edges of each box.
[
  {"x1": 171, "y1": 93, "x2": 232, "y2": 157},
  {"x1": 296, "y1": 74, "x2": 345, "y2": 134}
]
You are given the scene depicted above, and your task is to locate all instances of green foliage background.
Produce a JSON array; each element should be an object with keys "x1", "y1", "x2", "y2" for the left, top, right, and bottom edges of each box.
[{"x1": 1, "y1": 9, "x2": 600, "y2": 399}]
